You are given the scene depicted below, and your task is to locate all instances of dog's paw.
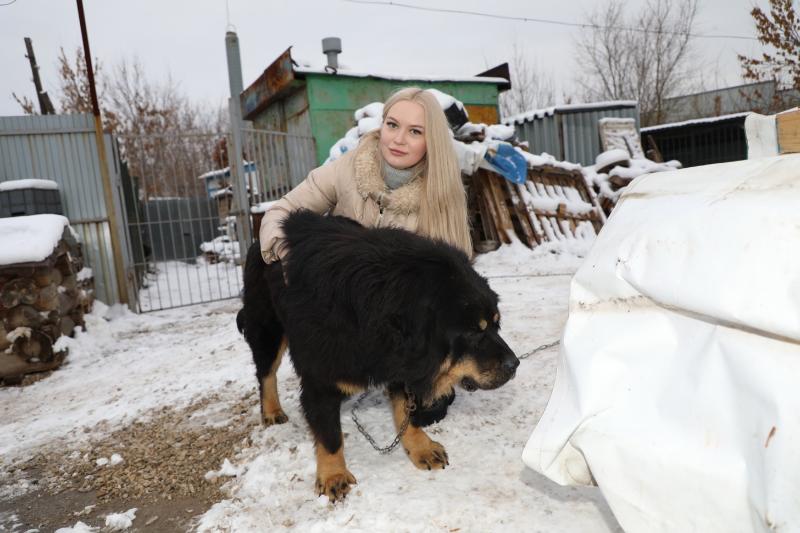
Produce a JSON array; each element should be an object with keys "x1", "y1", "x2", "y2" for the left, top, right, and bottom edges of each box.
[
  {"x1": 262, "y1": 409, "x2": 289, "y2": 426},
  {"x1": 407, "y1": 440, "x2": 449, "y2": 470},
  {"x1": 315, "y1": 469, "x2": 357, "y2": 502}
]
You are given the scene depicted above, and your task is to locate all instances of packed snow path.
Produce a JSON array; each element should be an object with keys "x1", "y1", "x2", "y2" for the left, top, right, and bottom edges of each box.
[{"x1": 0, "y1": 247, "x2": 621, "y2": 532}]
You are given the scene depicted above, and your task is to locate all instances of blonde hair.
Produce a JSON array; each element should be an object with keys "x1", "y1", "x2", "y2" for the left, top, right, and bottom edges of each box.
[{"x1": 381, "y1": 87, "x2": 472, "y2": 256}]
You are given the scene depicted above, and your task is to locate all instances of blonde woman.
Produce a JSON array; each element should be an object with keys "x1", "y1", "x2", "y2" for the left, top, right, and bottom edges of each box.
[
  {"x1": 241, "y1": 87, "x2": 475, "y2": 499},
  {"x1": 258, "y1": 86, "x2": 472, "y2": 264}
]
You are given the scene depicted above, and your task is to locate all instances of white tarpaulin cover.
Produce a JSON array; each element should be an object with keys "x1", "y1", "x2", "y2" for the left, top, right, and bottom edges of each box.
[{"x1": 523, "y1": 154, "x2": 800, "y2": 533}]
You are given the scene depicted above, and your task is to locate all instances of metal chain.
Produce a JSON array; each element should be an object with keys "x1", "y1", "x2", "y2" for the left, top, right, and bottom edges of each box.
[
  {"x1": 519, "y1": 339, "x2": 561, "y2": 359},
  {"x1": 350, "y1": 390, "x2": 416, "y2": 455}
]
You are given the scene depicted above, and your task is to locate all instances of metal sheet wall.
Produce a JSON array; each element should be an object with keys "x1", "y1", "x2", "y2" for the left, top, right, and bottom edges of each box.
[
  {"x1": 510, "y1": 105, "x2": 640, "y2": 166},
  {"x1": 0, "y1": 114, "x2": 129, "y2": 305}
]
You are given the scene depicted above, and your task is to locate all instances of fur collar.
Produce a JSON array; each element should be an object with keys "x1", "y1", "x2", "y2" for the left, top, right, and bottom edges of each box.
[{"x1": 353, "y1": 133, "x2": 424, "y2": 215}]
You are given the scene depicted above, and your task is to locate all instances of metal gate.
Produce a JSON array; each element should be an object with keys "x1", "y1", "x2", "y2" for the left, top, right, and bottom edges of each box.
[{"x1": 119, "y1": 128, "x2": 316, "y2": 312}]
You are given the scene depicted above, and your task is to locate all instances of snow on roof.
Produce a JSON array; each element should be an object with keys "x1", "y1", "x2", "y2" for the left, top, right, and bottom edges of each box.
[
  {"x1": 503, "y1": 100, "x2": 639, "y2": 125},
  {"x1": 0, "y1": 179, "x2": 59, "y2": 192},
  {"x1": 0, "y1": 214, "x2": 69, "y2": 266},
  {"x1": 294, "y1": 66, "x2": 508, "y2": 85},
  {"x1": 640, "y1": 112, "x2": 751, "y2": 132}
]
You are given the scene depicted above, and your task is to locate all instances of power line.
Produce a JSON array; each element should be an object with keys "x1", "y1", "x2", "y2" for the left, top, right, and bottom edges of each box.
[
  {"x1": 0, "y1": 0, "x2": 18, "y2": 6},
  {"x1": 342, "y1": 0, "x2": 759, "y2": 41}
]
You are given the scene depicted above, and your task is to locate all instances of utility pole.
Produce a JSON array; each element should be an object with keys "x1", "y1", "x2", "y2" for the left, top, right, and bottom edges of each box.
[
  {"x1": 75, "y1": 0, "x2": 129, "y2": 305},
  {"x1": 23, "y1": 37, "x2": 56, "y2": 115},
  {"x1": 225, "y1": 30, "x2": 252, "y2": 262}
]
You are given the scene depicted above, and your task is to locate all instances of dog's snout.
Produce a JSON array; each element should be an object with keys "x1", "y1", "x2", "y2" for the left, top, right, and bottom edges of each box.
[{"x1": 503, "y1": 356, "x2": 520, "y2": 374}]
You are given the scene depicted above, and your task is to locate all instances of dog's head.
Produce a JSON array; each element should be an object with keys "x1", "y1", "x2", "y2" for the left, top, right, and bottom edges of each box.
[{"x1": 425, "y1": 277, "x2": 519, "y2": 403}]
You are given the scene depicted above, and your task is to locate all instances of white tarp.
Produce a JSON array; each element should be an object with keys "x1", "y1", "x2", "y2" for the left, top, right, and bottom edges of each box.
[{"x1": 523, "y1": 154, "x2": 800, "y2": 533}]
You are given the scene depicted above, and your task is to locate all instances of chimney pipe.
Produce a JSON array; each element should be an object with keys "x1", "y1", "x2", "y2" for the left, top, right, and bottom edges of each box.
[{"x1": 322, "y1": 37, "x2": 342, "y2": 71}]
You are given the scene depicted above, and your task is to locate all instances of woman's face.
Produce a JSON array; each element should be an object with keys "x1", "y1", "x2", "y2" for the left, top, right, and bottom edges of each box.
[{"x1": 379, "y1": 100, "x2": 427, "y2": 169}]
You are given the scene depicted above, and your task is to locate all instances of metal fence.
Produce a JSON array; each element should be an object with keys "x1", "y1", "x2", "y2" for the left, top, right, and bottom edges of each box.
[
  {"x1": 241, "y1": 127, "x2": 317, "y2": 201},
  {"x1": 504, "y1": 102, "x2": 640, "y2": 166},
  {"x1": 119, "y1": 131, "x2": 244, "y2": 312},
  {"x1": 119, "y1": 128, "x2": 317, "y2": 312},
  {"x1": 640, "y1": 114, "x2": 748, "y2": 168}
]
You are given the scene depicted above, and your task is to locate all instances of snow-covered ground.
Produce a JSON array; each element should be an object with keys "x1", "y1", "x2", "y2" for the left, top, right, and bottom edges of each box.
[
  {"x1": 1, "y1": 240, "x2": 622, "y2": 532},
  {"x1": 137, "y1": 258, "x2": 242, "y2": 312}
]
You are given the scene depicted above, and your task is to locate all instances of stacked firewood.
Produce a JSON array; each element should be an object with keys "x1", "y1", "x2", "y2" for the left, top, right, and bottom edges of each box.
[
  {"x1": 467, "y1": 166, "x2": 605, "y2": 252},
  {"x1": 0, "y1": 228, "x2": 94, "y2": 384}
]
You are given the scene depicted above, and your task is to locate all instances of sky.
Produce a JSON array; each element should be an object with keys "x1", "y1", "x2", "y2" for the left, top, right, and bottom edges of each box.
[{"x1": 0, "y1": 0, "x2": 768, "y2": 117}]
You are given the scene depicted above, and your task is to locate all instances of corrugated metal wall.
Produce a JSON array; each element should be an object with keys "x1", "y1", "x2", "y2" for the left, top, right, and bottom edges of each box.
[
  {"x1": 509, "y1": 104, "x2": 640, "y2": 166},
  {"x1": 0, "y1": 114, "x2": 131, "y2": 305}
]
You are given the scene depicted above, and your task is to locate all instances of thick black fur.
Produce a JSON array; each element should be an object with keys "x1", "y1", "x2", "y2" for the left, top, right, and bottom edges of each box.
[{"x1": 239, "y1": 210, "x2": 518, "y2": 458}]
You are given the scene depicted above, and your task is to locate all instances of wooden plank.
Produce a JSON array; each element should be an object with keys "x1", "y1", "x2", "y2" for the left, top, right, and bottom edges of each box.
[
  {"x1": 503, "y1": 180, "x2": 538, "y2": 246},
  {"x1": 484, "y1": 172, "x2": 516, "y2": 243},
  {"x1": 777, "y1": 109, "x2": 800, "y2": 154},
  {"x1": 475, "y1": 172, "x2": 506, "y2": 244}
]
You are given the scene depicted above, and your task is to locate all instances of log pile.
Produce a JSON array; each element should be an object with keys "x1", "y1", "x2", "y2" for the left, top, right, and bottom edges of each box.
[
  {"x1": 0, "y1": 227, "x2": 94, "y2": 384},
  {"x1": 467, "y1": 166, "x2": 605, "y2": 252}
]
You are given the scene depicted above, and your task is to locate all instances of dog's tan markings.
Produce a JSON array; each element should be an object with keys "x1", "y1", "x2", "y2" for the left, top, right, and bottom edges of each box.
[
  {"x1": 493, "y1": 312, "x2": 500, "y2": 323},
  {"x1": 391, "y1": 392, "x2": 449, "y2": 470},
  {"x1": 479, "y1": 318, "x2": 488, "y2": 331},
  {"x1": 261, "y1": 337, "x2": 289, "y2": 426},
  {"x1": 430, "y1": 357, "x2": 483, "y2": 400},
  {"x1": 336, "y1": 381, "x2": 364, "y2": 396},
  {"x1": 315, "y1": 439, "x2": 357, "y2": 502}
]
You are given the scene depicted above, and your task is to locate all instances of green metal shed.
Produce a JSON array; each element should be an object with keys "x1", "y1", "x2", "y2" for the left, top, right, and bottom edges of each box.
[{"x1": 241, "y1": 48, "x2": 510, "y2": 166}]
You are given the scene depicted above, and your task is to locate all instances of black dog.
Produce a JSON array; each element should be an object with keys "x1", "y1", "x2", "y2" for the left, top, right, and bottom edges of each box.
[{"x1": 237, "y1": 210, "x2": 518, "y2": 501}]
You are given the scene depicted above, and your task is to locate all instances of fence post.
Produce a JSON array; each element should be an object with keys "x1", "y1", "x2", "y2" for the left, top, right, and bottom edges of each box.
[{"x1": 225, "y1": 30, "x2": 252, "y2": 263}]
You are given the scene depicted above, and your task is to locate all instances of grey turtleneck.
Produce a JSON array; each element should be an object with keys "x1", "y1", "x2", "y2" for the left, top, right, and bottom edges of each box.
[{"x1": 382, "y1": 160, "x2": 423, "y2": 190}]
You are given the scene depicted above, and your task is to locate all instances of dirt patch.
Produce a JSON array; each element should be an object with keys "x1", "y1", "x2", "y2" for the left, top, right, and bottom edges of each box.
[{"x1": 0, "y1": 391, "x2": 261, "y2": 531}]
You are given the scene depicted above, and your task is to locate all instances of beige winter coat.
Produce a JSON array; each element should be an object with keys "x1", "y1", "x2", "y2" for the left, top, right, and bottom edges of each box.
[{"x1": 259, "y1": 133, "x2": 424, "y2": 263}]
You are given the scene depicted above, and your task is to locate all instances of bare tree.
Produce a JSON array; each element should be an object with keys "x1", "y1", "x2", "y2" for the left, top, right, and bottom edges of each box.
[
  {"x1": 737, "y1": 0, "x2": 800, "y2": 113},
  {"x1": 106, "y1": 59, "x2": 228, "y2": 198},
  {"x1": 499, "y1": 41, "x2": 556, "y2": 119},
  {"x1": 574, "y1": 0, "x2": 699, "y2": 126}
]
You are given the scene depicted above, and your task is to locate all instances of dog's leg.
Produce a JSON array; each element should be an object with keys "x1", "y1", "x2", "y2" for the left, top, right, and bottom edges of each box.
[
  {"x1": 300, "y1": 382, "x2": 356, "y2": 501},
  {"x1": 259, "y1": 336, "x2": 288, "y2": 426},
  {"x1": 245, "y1": 318, "x2": 289, "y2": 426},
  {"x1": 390, "y1": 388, "x2": 449, "y2": 470}
]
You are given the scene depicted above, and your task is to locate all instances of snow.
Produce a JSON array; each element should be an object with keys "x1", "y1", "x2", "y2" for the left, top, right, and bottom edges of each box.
[
  {"x1": 0, "y1": 232, "x2": 624, "y2": 531},
  {"x1": 104, "y1": 508, "x2": 137, "y2": 531},
  {"x1": 0, "y1": 178, "x2": 59, "y2": 191},
  {"x1": 54, "y1": 521, "x2": 97, "y2": 533},
  {"x1": 426, "y1": 88, "x2": 465, "y2": 112},
  {"x1": 137, "y1": 258, "x2": 241, "y2": 312},
  {"x1": 594, "y1": 149, "x2": 629, "y2": 170},
  {"x1": 0, "y1": 214, "x2": 69, "y2": 266},
  {"x1": 502, "y1": 101, "x2": 638, "y2": 125},
  {"x1": 640, "y1": 111, "x2": 751, "y2": 132},
  {"x1": 199, "y1": 236, "x2": 241, "y2": 263},
  {"x1": 204, "y1": 458, "x2": 243, "y2": 481}
]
